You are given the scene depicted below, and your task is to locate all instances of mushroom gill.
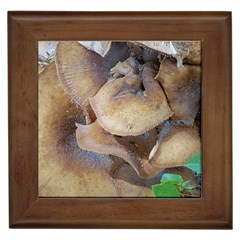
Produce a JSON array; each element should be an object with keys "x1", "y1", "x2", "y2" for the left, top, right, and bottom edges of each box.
[
  {"x1": 89, "y1": 63, "x2": 173, "y2": 136},
  {"x1": 55, "y1": 41, "x2": 129, "y2": 107},
  {"x1": 155, "y1": 58, "x2": 201, "y2": 125}
]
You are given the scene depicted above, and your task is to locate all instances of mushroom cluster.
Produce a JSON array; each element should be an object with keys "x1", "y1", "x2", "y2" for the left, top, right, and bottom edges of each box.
[{"x1": 55, "y1": 41, "x2": 201, "y2": 180}]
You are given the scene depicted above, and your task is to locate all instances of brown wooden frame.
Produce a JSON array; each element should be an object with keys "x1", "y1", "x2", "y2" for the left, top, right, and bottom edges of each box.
[{"x1": 8, "y1": 12, "x2": 232, "y2": 229}]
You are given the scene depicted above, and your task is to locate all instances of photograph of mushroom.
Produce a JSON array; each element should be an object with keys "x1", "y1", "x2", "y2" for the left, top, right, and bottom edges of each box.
[{"x1": 38, "y1": 41, "x2": 201, "y2": 197}]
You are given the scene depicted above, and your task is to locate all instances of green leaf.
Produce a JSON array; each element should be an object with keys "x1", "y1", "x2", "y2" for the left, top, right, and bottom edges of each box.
[
  {"x1": 184, "y1": 151, "x2": 202, "y2": 174},
  {"x1": 152, "y1": 182, "x2": 182, "y2": 197},
  {"x1": 161, "y1": 173, "x2": 183, "y2": 185},
  {"x1": 181, "y1": 181, "x2": 194, "y2": 190}
]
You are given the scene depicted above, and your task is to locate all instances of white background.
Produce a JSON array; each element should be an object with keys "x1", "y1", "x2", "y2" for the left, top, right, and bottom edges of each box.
[{"x1": 0, "y1": 0, "x2": 239, "y2": 239}]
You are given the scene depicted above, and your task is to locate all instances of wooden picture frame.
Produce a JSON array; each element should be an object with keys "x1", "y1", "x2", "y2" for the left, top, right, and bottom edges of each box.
[{"x1": 8, "y1": 11, "x2": 232, "y2": 229}]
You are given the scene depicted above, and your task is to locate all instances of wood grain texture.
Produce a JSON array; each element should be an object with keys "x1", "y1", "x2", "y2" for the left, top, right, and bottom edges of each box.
[{"x1": 8, "y1": 11, "x2": 232, "y2": 229}]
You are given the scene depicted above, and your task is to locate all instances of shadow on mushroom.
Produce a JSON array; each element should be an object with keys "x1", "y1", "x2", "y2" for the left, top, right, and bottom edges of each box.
[
  {"x1": 39, "y1": 63, "x2": 160, "y2": 197},
  {"x1": 76, "y1": 119, "x2": 200, "y2": 179},
  {"x1": 155, "y1": 58, "x2": 201, "y2": 125}
]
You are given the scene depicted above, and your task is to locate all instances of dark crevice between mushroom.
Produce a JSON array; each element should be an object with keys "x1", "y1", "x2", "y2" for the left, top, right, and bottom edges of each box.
[
  {"x1": 114, "y1": 128, "x2": 158, "y2": 161},
  {"x1": 108, "y1": 157, "x2": 163, "y2": 189}
]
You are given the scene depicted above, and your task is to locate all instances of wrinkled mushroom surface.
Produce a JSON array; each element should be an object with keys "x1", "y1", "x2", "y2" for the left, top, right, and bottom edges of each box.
[
  {"x1": 155, "y1": 58, "x2": 201, "y2": 125},
  {"x1": 89, "y1": 63, "x2": 173, "y2": 136}
]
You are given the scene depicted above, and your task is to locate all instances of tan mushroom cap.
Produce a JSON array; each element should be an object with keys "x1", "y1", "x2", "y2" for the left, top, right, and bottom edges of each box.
[
  {"x1": 55, "y1": 41, "x2": 129, "y2": 107},
  {"x1": 155, "y1": 58, "x2": 201, "y2": 125},
  {"x1": 89, "y1": 63, "x2": 173, "y2": 136},
  {"x1": 76, "y1": 121, "x2": 143, "y2": 176},
  {"x1": 149, "y1": 121, "x2": 201, "y2": 170}
]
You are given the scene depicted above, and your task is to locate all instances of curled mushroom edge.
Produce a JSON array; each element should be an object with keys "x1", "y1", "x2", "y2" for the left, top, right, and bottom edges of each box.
[{"x1": 75, "y1": 120, "x2": 200, "y2": 179}]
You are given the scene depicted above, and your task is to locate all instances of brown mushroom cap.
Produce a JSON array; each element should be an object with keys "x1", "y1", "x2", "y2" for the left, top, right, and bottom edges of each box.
[
  {"x1": 149, "y1": 121, "x2": 201, "y2": 170},
  {"x1": 155, "y1": 58, "x2": 201, "y2": 125},
  {"x1": 39, "y1": 63, "x2": 117, "y2": 197},
  {"x1": 76, "y1": 121, "x2": 143, "y2": 176},
  {"x1": 39, "y1": 63, "x2": 153, "y2": 196},
  {"x1": 55, "y1": 41, "x2": 129, "y2": 107},
  {"x1": 89, "y1": 63, "x2": 173, "y2": 136}
]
